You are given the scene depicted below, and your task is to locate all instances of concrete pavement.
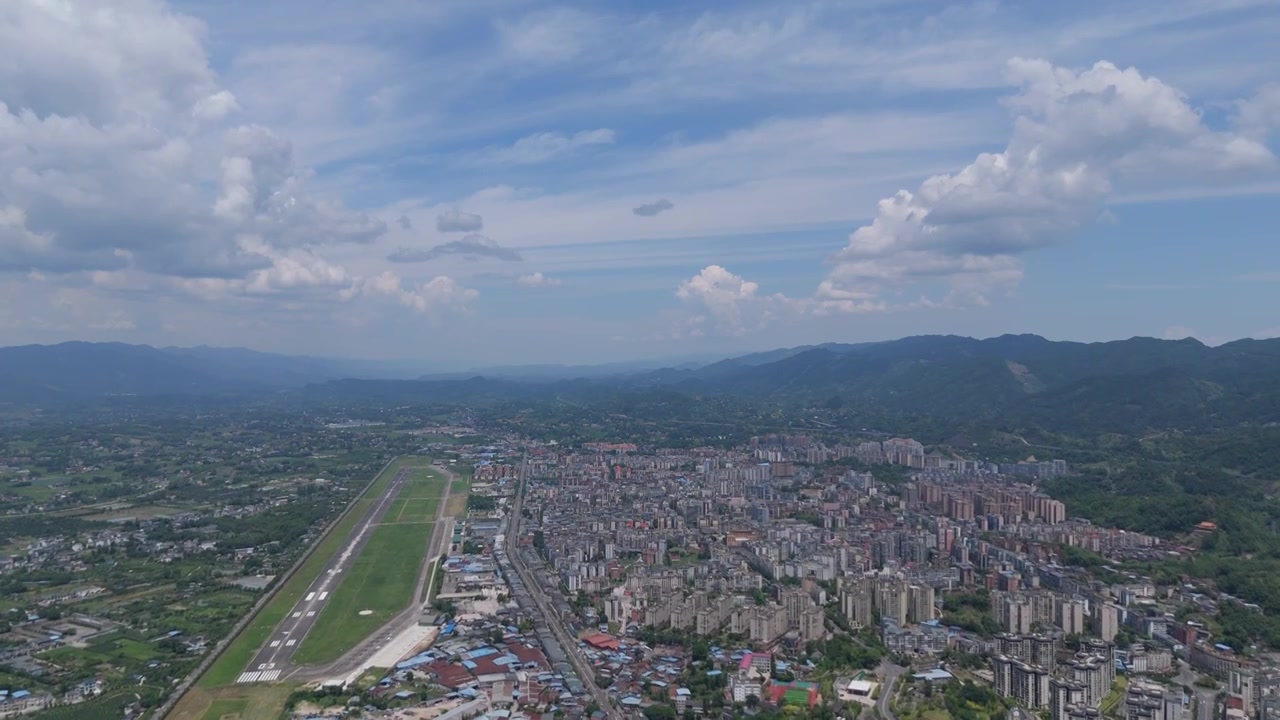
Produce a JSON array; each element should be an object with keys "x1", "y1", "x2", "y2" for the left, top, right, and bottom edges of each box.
[{"x1": 877, "y1": 660, "x2": 906, "y2": 720}]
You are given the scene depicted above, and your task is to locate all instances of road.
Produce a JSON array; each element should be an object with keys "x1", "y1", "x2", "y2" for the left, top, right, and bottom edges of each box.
[
  {"x1": 504, "y1": 456, "x2": 619, "y2": 718},
  {"x1": 236, "y1": 466, "x2": 413, "y2": 684},
  {"x1": 877, "y1": 660, "x2": 905, "y2": 720},
  {"x1": 1176, "y1": 661, "x2": 1217, "y2": 720}
]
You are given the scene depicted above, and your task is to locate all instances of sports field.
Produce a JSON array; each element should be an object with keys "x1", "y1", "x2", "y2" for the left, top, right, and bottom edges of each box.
[{"x1": 291, "y1": 465, "x2": 447, "y2": 665}]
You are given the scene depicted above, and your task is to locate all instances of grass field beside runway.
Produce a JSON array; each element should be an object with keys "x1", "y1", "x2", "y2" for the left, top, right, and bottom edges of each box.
[
  {"x1": 170, "y1": 684, "x2": 293, "y2": 720},
  {"x1": 291, "y1": 470, "x2": 447, "y2": 665},
  {"x1": 387, "y1": 465, "x2": 445, "y2": 523},
  {"x1": 443, "y1": 464, "x2": 472, "y2": 517},
  {"x1": 390, "y1": 497, "x2": 439, "y2": 523},
  {"x1": 290, "y1": 522, "x2": 436, "y2": 664},
  {"x1": 399, "y1": 466, "x2": 448, "y2": 498},
  {"x1": 196, "y1": 456, "x2": 429, "y2": 688}
]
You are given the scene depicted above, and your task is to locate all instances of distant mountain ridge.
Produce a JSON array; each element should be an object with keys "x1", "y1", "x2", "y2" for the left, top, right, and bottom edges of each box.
[
  {"x1": 297, "y1": 333, "x2": 1280, "y2": 434},
  {"x1": 0, "y1": 342, "x2": 419, "y2": 403},
  {"x1": 3, "y1": 335, "x2": 1279, "y2": 436},
  {"x1": 619, "y1": 334, "x2": 1280, "y2": 432}
]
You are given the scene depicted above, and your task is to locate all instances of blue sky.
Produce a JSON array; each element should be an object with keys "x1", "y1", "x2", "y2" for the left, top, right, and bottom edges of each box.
[{"x1": 0, "y1": 0, "x2": 1278, "y2": 366}]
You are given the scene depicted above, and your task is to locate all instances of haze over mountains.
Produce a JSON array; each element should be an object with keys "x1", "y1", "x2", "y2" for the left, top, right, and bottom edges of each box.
[
  {"x1": 3, "y1": 335, "x2": 1279, "y2": 435},
  {"x1": 0, "y1": 343, "x2": 423, "y2": 402}
]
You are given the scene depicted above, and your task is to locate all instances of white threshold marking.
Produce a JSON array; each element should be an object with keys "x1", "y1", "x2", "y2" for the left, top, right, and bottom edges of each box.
[
  {"x1": 318, "y1": 591, "x2": 329, "y2": 600},
  {"x1": 305, "y1": 592, "x2": 316, "y2": 601},
  {"x1": 236, "y1": 670, "x2": 282, "y2": 684}
]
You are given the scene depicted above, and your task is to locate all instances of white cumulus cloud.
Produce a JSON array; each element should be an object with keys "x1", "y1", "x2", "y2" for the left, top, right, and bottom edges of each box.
[
  {"x1": 819, "y1": 59, "x2": 1277, "y2": 311},
  {"x1": 1233, "y1": 84, "x2": 1280, "y2": 141},
  {"x1": 0, "y1": 0, "x2": 384, "y2": 283},
  {"x1": 676, "y1": 265, "x2": 801, "y2": 335},
  {"x1": 348, "y1": 271, "x2": 477, "y2": 315},
  {"x1": 517, "y1": 272, "x2": 561, "y2": 288}
]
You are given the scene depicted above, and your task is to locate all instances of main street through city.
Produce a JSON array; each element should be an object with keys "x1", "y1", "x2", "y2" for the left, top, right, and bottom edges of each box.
[{"x1": 505, "y1": 456, "x2": 620, "y2": 718}]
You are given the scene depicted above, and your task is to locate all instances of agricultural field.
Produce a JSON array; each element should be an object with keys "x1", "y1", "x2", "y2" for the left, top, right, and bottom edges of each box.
[
  {"x1": 35, "y1": 685, "x2": 169, "y2": 720},
  {"x1": 38, "y1": 630, "x2": 192, "y2": 675}
]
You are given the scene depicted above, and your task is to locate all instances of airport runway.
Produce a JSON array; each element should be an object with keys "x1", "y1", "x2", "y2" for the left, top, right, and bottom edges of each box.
[
  {"x1": 235, "y1": 466, "x2": 412, "y2": 683},
  {"x1": 296, "y1": 463, "x2": 458, "y2": 684}
]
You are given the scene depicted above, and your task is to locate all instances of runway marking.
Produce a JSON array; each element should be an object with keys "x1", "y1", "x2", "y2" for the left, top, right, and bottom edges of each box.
[
  {"x1": 318, "y1": 591, "x2": 329, "y2": 600},
  {"x1": 306, "y1": 611, "x2": 316, "y2": 617},
  {"x1": 269, "y1": 640, "x2": 280, "y2": 648},
  {"x1": 292, "y1": 612, "x2": 301, "y2": 618},
  {"x1": 286, "y1": 639, "x2": 296, "y2": 647},
  {"x1": 305, "y1": 592, "x2": 316, "y2": 601},
  {"x1": 236, "y1": 669, "x2": 282, "y2": 684}
]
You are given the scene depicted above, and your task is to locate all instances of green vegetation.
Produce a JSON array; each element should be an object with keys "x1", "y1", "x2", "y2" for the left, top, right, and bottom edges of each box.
[
  {"x1": 941, "y1": 681, "x2": 1007, "y2": 720},
  {"x1": 388, "y1": 496, "x2": 440, "y2": 523},
  {"x1": 941, "y1": 590, "x2": 1001, "y2": 638},
  {"x1": 34, "y1": 686, "x2": 169, "y2": 720},
  {"x1": 202, "y1": 698, "x2": 250, "y2": 720},
  {"x1": 467, "y1": 494, "x2": 498, "y2": 511},
  {"x1": 1059, "y1": 544, "x2": 1106, "y2": 567},
  {"x1": 1042, "y1": 427, "x2": 1280, "y2": 648},
  {"x1": 806, "y1": 630, "x2": 885, "y2": 671},
  {"x1": 1099, "y1": 678, "x2": 1128, "y2": 715}
]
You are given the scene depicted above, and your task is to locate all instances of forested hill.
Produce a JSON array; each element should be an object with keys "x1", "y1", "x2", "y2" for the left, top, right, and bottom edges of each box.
[
  {"x1": 0, "y1": 342, "x2": 408, "y2": 403},
  {"x1": 616, "y1": 334, "x2": 1280, "y2": 433},
  {"x1": 5, "y1": 334, "x2": 1279, "y2": 438}
]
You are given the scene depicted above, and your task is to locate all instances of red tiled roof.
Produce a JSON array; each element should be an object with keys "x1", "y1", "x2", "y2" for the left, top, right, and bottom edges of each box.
[
  {"x1": 511, "y1": 643, "x2": 549, "y2": 668},
  {"x1": 424, "y1": 661, "x2": 473, "y2": 689},
  {"x1": 584, "y1": 633, "x2": 621, "y2": 650}
]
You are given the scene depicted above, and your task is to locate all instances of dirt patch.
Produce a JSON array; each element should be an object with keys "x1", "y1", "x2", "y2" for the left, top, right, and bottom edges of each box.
[
  {"x1": 1006, "y1": 359, "x2": 1045, "y2": 392},
  {"x1": 170, "y1": 685, "x2": 297, "y2": 720},
  {"x1": 169, "y1": 685, "x2": 214, "y2": 720}
]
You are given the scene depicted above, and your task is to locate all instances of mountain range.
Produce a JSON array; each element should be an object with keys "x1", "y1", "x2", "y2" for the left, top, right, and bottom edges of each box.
[
  {"x1": 3, "y1": 335, "x2": 1278, "y2": 435},
  {"x1": 0, "y1": 342, "x2": 421, "y2": 403},
  {"x1": 629, "y1": 334, "x2": 1280, "y2": 433}
]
